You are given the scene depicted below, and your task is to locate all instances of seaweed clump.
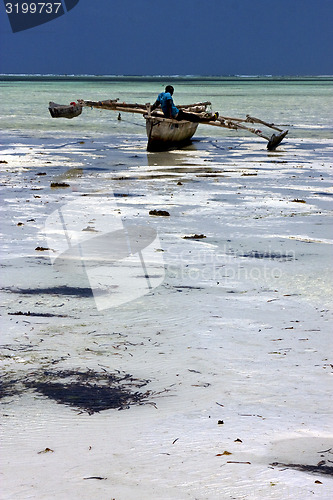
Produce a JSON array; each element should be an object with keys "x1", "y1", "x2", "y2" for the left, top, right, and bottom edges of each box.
[
  {"x1": 24, "y1": 369, "x2": 152, "y2": 414},
  {"x1": 0, "y1": 378, "x2": 19, "y2": 399},
  {"x1": 270, "y1": 462, "x2": 333, "y2": 476}
]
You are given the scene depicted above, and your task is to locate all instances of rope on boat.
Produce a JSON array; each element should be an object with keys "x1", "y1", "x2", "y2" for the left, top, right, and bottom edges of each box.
[{"x1": 116, "y1": 114, "x2": 146, "y2": 128}]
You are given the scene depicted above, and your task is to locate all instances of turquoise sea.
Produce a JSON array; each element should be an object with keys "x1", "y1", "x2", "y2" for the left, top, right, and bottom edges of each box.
[{"x1": 1, "y1": 76, "x2": 332, "y2": 143}]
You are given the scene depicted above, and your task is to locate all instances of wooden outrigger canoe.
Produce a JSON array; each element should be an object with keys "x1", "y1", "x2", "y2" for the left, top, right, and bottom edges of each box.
[
  {"x1": 49, "y1": 101, "x2": 82, "y2": 119},
  {"x1": 51, "y1": 98, "x2": 288, "y2": 151},
  {"x1": 76, "y1": 99, "x2": 212, "y2": 151}
]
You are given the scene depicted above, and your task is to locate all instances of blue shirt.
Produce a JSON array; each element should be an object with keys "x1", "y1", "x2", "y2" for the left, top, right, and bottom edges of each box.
[{"x1": 155, "y1": 92, "x2": 179, "y2": 118}]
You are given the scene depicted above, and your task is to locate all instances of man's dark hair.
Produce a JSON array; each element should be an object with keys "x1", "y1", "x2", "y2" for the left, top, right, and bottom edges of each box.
[{"x1": 165, "y1": 85, "x2": 174, "y2": 94}]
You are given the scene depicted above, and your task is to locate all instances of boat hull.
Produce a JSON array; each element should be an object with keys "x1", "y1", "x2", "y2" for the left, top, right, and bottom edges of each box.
[
  {"x1": 49, "y1": 102, "x2": 82, "y2": 119},
  {"x1": 145, "y1": 116, "x2": 198, "y2": 151}
]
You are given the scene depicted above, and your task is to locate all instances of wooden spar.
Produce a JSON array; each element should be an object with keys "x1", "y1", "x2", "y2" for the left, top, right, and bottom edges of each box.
[
  {"x1": 179, "y1": 101, "x2": 211, "y2": 108},
  {"x1": 75, "y1": 98, "x2": 287, "y2": 149},
  {"x1": 245, "y1": 115, "x2": 283, "y2": 132},
  {"x1": 209, "y1": 113, "x2": 283, "y2": 132},
  {"x1": 74, "y1": 99, "x2": 282, "y2": 133},
  {"x1": 202, "y1": 117, "x2": 288, "y2": 149},
  {"x1": 77, "y1": 99, "x2": 147, "y2": 114},
  {"x1": 205, "y1": 118, "x2": 271, "y2": 141},
  {"x1": 78, "y1": 99, "x2": 211, "y2": 115},
  {"x1": 178, "y1": 102, "x2": 211, "y2": 113},
  {"x1": 104, "y1": 106, "x2": 147, "y2": 115}
]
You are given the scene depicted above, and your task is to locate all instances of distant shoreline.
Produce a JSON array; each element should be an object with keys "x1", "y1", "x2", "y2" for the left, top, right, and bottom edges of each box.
[{"x1": 1, "y1": 74, "x2": 332, "y2": 83}]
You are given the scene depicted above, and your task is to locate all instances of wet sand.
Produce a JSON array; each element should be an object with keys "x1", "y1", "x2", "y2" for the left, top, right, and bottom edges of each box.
[{"x1": 1, "y1": 133, "x2": 333, "y2": 499}]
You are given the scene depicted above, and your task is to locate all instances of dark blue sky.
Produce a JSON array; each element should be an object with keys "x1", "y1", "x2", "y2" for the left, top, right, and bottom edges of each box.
[{"x1": 1, "y1": 0, "x2": 332, "y2": 76}]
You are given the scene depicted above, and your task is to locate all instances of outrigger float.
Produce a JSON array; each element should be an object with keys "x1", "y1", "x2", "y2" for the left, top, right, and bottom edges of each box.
[
  {"x1": 48, "y1": 101, "x2": 82, "y2": 119},
  {"x1": 49, "y1": 99, "x2": 288, "y2": 151}
]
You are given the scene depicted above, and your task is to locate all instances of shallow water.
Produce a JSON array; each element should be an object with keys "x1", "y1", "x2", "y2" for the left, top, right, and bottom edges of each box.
[
  {"x1": 1, "y1": 76, "x2": 332, "y2": 140},
  {"x1": 1, "y1": 77, "x2": 333, "y2": 500}
]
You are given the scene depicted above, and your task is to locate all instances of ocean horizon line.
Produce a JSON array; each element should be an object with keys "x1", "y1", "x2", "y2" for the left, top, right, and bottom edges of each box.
[{"x1": 1, "y1": 74, "x2": 332, "y2": 82}]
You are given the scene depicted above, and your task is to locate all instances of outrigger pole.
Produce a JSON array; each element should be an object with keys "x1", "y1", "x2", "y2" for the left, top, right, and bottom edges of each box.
[
  {"x1": 209, "y1": 114, "x2": 288, "y2": 150},
  {"x1": 77, "y1": 99, "x2": 288, "y2": 150}
]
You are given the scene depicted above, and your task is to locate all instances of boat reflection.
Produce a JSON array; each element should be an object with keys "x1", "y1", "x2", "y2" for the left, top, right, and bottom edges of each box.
[{"x1": 146, "y1": 141, "x2": 200, "y2": 168}]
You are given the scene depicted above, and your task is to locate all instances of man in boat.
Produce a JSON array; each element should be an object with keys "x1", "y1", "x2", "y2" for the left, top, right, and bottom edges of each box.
[{"x1": 151, "y1": 86, "x2": 218, "y2": 122}]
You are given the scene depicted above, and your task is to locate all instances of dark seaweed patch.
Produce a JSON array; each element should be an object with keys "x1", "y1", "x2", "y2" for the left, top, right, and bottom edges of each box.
[
  {"x1": 30, "y1": 383, "x2": 137, "y2": 413},
  {"x1": 174, "y1": 286, "x2": 203, "y2": 292},
  {"x1": 229, "y1": 251, "x2": 295, "y2": 261},
  {"x1": 8, "y1": 311, "x2": 68, "y2": 318},
  {"x1": 314, "y1": 192, "x2": 333, "y2": 197},
  {"x1": 183, "y1": 234, "x2": 206, "y2": 240},
  {"x1": 24, "y1": 369, "x2": 152, "y2": 414},
  {"x1": 113, "y1": 192, "x2": 144, "y2": 198},
  {"x1": 50, "y1": 182, "x2": 70, "y2": 188},
  {"x1": 5, "y1": 286, "x2": 94, "y2": 297},
  {"x1": 149, "y1": 209, "x2": 170, "y2": 217},
  {"x1": 0, "y1": 379, "x2": 20, "y2": 399},
  {"x1": 270, "y1": 462, "x2": 333, "y2": 476},
  {"x1": 242, "y1": 251, "x2": 294, "y2": 261}
]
